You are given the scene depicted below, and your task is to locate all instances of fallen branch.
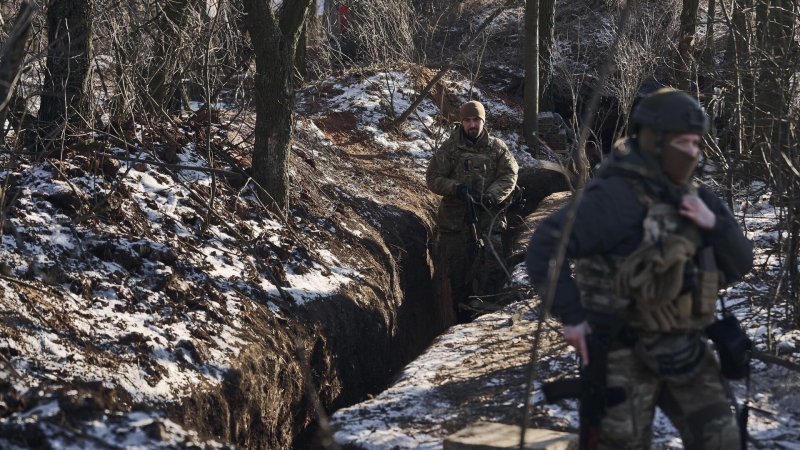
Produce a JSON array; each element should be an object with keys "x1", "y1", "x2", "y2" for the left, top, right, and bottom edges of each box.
[
  {"x1": 0, "y1": 273, "x2": 57, "y2": 297},
  {"x1": 753, "y1": 349, "x2": 800, "y2": 373}
]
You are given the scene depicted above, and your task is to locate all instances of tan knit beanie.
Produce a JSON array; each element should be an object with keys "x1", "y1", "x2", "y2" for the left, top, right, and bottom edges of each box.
[{"x1": 460, "y1": 101, "x2": 485, "y2": 122}]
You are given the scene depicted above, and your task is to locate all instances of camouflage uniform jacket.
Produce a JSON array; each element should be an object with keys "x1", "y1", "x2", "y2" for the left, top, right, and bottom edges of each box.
[{"x1": 426, "y1": 126, "x2": 519, "y2": 234}]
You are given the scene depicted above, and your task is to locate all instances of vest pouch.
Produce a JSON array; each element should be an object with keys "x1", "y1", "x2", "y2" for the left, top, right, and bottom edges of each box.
[
  {"x1": 575, "y1": 255, "x2": 631, "y2": 316},
  {"x1": 694, "y1": 247, "x2": 720, "y2": 316},
  {"x1": 456, "y1": 152, "x2": 492, "y2": 192},
  {"x1": 676, "y1": 292, "x2": 692, "y2": 319},
  {"x1": 705, "y1": 315, "x2": 751, "y2": 379}
]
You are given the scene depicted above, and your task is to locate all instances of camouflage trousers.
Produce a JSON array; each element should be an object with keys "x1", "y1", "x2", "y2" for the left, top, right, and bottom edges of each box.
[
  {"x1": 439, "y1": 232, "x2": 504, "y2": 323},
  {"x1": 598, "y1": 338, "x2": 740, "y2": 450}
]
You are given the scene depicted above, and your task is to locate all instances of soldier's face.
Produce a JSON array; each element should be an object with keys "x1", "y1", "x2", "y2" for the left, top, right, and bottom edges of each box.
[
  {"x1": 462, "y1": 117, "x2": 484, "y2": 138},
  {"x1": 662, "y1": 132, "x2": 702, "y2": 185},
  {"x1": 666, "y1": 133, "x2": 702, "y2": 159}
]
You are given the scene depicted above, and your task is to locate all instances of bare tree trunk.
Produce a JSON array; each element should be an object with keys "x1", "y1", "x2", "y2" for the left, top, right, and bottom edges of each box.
[
  {"x1": 767, "y1": 0, "x2": 800, "y2": 327},
  {"x1": 700, "y1": 0, "x2": 716, "y2": 96},
  {"x1": 295, "y1": 3, "x2": 311, "y2": 86},
  {"x1": 703, "y1": 0, "x2": 716, "y2": 67},
  {"x1": 147, "y1": 0, "x2": 203, "y2": 113},
  {"x1": 523, "y1": 0, "x2": 539, "y2": 147},
  {"x1": 38, "y1": 0, "x2": 95, "y2": 131},
  {"x1": 242, "y1": 0, "x2": 312, "y2": 216},
  {"x1": 756, "y1": 0, "x2": 793, "y2": 176},
  {"x1": 0, "y1": 2, "x2": 36, "y2": 134},
  {"x1": 721, "y1": 0, "x2": 749, "y2": 188},
  {"x1": 676, "y1": 0, "x2": 699, "y2": 91},
  {"x1": 538, "y1": 0, "x2": 555, "y2": 111}
]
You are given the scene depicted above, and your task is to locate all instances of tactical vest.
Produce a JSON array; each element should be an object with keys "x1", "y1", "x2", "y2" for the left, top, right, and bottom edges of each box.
[
  {"x1": 574, "y1": 180, "x2": 720, "y2": 332},
  {"x1": 435, "y1": 131, "x2": 511, "y2": 234},
  {"x1": 444, "y1": 134, "x2": 506, "y2": 194}
]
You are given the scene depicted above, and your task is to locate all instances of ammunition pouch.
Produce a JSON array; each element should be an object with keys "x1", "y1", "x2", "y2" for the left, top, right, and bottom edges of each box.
[
  {"x1": 706, "y1": 315, "x2": 751, "y2": 380},
  {"x1": 575, "y1": 254, "x2": 631, "y2": 316},
  {"x1": 577, "y1": 241, "x2": 703, "y2": 333},
  {"x1": 616, "y1": 234, "x2": 696, "y2": 332},
  {"x1": 694, "y1": 247, "x2": 720, "y2": 317}
]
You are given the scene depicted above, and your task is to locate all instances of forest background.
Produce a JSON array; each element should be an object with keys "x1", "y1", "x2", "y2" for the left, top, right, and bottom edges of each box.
[{"x1": 0, "y1": 0, "x2": 799, "y2": 448}]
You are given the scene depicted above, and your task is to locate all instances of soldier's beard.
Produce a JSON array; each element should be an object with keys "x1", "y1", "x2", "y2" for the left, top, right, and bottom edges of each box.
[{"x1": 465, "y1": 127, "x2": 481, "y2": 138}]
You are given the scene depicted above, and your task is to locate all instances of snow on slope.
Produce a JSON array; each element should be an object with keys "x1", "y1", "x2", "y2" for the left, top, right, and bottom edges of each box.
[{"x1": 0, "y1": 67, "x2": 538, "y2": 448}]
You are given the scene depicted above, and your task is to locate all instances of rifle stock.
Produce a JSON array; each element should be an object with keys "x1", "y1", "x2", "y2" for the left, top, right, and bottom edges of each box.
[
  {"x1": 541, "y1": 328, "x2": 626, "y2": 450},
  {"x1": 579, "y1": 418, "x2": 601, "y2": 450},
  {"x1": 579, "y1": 334, "x2": 606, "y2": 450},
  {"x1": 463, "y1": 193, "x2": 483, "y2": 256}
]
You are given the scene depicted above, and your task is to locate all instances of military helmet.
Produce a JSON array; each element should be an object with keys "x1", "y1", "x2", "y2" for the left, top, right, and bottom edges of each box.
[{"x1": 629, "y1": 88, "x2": 710, "y2": 136}]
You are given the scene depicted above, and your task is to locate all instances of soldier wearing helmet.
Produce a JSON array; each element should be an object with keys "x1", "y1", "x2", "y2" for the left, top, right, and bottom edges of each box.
[
  {"x1": 526, "y1": 89, "x2": 753, "y2": 449},
  {"x1": 426, "y1": 101, "x2": 519, "y2": 323}
]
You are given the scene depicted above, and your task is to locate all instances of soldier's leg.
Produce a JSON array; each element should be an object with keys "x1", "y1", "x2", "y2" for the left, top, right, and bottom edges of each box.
[
  {"x1": 470, "y1": 234, "x2": 506, "y2": 314},
  {"x1": 658, "y1": 345, "x2": 740, "y2": 450},
  {"x1": 478, "y1": 234, "x2": 505, "y2": 293},
  {"x1": 439, "y1": 233, "x2": 471, "y2": 323},
  {"x1": 598, "y1": 347, "x2": 661, "y2": 450}
]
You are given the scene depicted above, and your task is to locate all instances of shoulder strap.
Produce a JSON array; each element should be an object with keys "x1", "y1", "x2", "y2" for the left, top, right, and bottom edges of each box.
[{"x1": 629, "y1": 179, "x2": 656, "y2": 207}]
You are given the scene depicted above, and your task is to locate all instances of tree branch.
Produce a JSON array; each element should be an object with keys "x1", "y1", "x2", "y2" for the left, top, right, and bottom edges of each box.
[
  {"x1": 390, "y1": 0, "x2": 520, "y2": 130},
  {"x1": 0, "y1": 1, "x2": 36, "y2": 127}
]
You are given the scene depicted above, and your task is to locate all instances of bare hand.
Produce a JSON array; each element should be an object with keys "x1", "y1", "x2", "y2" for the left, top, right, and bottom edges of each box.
[
  {"x1": 563, "y1": 321, "x2": 590, "y2": 366},
  {"x1": 679, "y1": 195, "x2": 716, "y2": 230}
]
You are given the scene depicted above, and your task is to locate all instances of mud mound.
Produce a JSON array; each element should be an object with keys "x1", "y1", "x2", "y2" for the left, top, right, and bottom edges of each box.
[
  {"x1": 0, "y1": 105, "x2": 445, "y2": 449},
  {"x1": 313, "y1": 110, "x2": 358, "y2": 135}
]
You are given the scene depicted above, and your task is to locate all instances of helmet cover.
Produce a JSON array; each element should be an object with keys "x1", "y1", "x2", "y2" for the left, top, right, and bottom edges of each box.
[{"x1": 629, "y1": 88, "x2": 710, "y2": 136}]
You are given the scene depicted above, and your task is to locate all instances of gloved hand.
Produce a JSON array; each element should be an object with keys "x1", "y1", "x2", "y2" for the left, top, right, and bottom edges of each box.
[
  {"x1": 456, "y1": 184, "x2": 475, "y2": 203},
  {"x1": 456, "y1": 184, "x2": 495, "y2": 209}
]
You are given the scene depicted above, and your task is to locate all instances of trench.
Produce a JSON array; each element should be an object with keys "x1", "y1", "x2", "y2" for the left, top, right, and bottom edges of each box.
[{"x1": 173, "y1": 165, "x2": 569, "y2": 450}]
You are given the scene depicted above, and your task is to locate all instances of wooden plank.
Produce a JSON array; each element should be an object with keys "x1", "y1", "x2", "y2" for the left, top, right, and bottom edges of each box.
[{"x1": 443, "y1": 422, "x2": 578, "y2": 450}]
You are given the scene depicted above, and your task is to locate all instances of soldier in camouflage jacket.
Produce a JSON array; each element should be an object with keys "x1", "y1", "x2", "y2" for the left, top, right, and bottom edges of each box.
[{"x1": 426, "y1": 101, "x2": 519, "y2": 323}]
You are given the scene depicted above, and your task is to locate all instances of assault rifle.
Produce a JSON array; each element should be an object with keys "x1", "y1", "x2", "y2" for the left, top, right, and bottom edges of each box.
[
  {"x1": 542, "y1": 326, "x2": 626, "y2": 450},
  {"x1": 463, "y1": 192, "x2": 484, "y2": 256}
]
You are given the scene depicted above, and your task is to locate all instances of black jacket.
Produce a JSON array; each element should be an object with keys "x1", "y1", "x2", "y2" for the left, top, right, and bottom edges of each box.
[{"x1": 525, "y1": 143, "x2": 754, "y2": 325}]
